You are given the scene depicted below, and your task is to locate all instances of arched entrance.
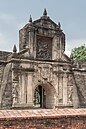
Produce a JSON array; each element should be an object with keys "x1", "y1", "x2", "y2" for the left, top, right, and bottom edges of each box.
[
  {"x1": 34, "y1": 85, "x2": 46, "y2": 108},
  {"x1": 33, "y1": 83, "x2": 56, "y2": 108}
]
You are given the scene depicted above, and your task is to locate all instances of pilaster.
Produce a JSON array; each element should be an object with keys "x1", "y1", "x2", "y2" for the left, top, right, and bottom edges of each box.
[
  {"x1": 27, "y1": 73, "x2": 33, "y2": 106},
  {"x1": 63, "y1": 73, "x2": 67, "y2": 105}
]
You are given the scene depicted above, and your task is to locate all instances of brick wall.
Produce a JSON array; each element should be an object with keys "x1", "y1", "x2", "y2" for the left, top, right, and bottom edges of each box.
[{"x1": 0, "y1": 109, "x2": 86, "y2": 129}]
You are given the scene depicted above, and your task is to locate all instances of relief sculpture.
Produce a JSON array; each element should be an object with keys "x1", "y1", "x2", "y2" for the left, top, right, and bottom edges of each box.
[
  {"x1": 68, "y1": 86, "x2": 73, "y2": 104},
  {"x1": 36, "y1": 36, "x2": 52, "y2": 59},
  {"x1": 12, "y1": 82, "x2": 18, "y2": 104}
]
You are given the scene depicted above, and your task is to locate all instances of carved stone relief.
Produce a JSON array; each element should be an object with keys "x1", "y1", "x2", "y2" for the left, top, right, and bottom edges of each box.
[
  {"x1": 41, "y1": 67, "x2": 49, "y2": 80},
  {"x1": 36, "y1": 36, "x2": 52, "y2": 59},
  {"x1": 67, "y1": 74, "x2": 74, "y2": 86},
  {"x1": 68, "y1": 86, "x2": 73, "y2": 105},
  {"x1": 12, "y1": 82, "x2": 19, "y2": 105},
  {"x1": 67, "y1": 74, "x2": 73, "y2": 105}
]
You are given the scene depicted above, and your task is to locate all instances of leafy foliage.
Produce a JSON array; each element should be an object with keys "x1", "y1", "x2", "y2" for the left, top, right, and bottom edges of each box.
[{"x1": 71, "y1": 44, "x2": 86, "y2": 60}]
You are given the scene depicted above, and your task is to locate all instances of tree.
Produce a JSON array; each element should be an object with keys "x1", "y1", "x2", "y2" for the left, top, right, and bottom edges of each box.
[{"x1": 71, "y1": 44, "x2": 86, "y2": 60}]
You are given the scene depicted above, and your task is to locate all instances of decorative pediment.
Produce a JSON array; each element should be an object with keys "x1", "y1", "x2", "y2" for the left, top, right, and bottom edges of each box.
[
  {"x1": 23, "y1": 9, "x2": 62, "y2": 35},
  {"x1": 33, "y1": 17, "x2": 60, "y2": 31}
]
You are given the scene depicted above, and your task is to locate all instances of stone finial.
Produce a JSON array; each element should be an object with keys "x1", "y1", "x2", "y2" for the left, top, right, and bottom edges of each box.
[
  {"x1": 58, "y1": 22, "x2": 61, "y2": 29},
  {"x1": 43, "y1": 8, "x2": 47, "y2": 16},
  {"x1": 13, "y1": 44, "x2": 17, "y2": 53},
  {"x1": 29, "y1": 15, "x2": 32, "y2": 23}
]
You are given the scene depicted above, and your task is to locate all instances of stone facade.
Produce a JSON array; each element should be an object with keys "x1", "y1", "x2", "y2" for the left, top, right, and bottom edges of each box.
[{"x1": 0, "y1": 9, "x2": 86, "y2": 109}]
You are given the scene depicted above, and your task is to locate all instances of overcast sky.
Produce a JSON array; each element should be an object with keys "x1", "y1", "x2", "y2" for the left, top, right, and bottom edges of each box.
[{"x1": 0, "y1": 0, "x2": 86, "y2": 56}]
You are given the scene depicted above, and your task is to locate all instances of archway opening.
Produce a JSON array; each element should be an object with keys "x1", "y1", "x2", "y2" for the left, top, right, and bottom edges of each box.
[
  {"x1": 34, "y1": 85, "x2": 46, "y2": 108},
  {"x1": 33, "y1": 83, "x2": 57, "y2": 109}
]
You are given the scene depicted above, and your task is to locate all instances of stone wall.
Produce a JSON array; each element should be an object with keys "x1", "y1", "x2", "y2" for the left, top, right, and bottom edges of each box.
[
  {"x1": 0, "y1": 63, "x2": 12, "y2": 109},
  {"x1": 0, "y1": 11, "x2": 86, "y2": 109},
  {"x1": 0, "y1": 51, "x2": 11, "y2": 61},
  {"x1": 0, "y1": 109, "x2": 86, "y2": 129},
  {"x1": 73, "y1": 61, "x2": 86, "y2": 107},
  {"x1": 0, "y1": 64, "x2": 5, "y2": 87},
  {"x1": 0, "y1": 51, "x2": 11, "y2": 87},
  {"x1": 0, "y1": 52, "x2": 86, "y2": 109},
  {"x1": 0, "y1": 116, "x2": 86, "y2": 129},
  {"x1": 0, "y1": 51, "x2": 12, "y2": 109},
  {"x1": 11, "y1": 58, "x2": 75, "y2": 109}
]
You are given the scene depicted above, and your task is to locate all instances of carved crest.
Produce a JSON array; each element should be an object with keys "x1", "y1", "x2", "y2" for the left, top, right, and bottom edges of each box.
[{"x1": 41, "y1": 67, "x2": 49, "y2": 79}]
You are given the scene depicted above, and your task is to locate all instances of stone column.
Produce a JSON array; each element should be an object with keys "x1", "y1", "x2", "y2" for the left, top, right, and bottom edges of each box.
[
  {"x1": 59, "y1": 36, "x2": 62, "y2": 59},
  {"x1": 72, "y1": 74, "x2": 79, "y2": 108},
  {"x1": 26, "y1": 73, "x2": 33, "y2": 107},
  {"x1": 53, "y1": 72, "x2": 58, "y2": 107},
  {"x1": 58, "y1": 74, "x2": 63, "y2": 104},
  {"x1": 19, "y1": 74, "x2": 22, "y2": 103},
  {"x1": 63, "y1": 73, "x2": 67, "y2": 105},
  {"x1": 52, "y1": 35, "x2": 57, "y2": 60},
  {"x1": 33, "y1": 30, "x2": 37, "y2": 59},
  {"x1": 28, "y1": 27, "x2": 34, "y2": 56},
  {"x1": 52, "y1": 35, "x2": 59, "y2": 60},
  {"x1": 54, "y1": 73, "x2": 59, "y2": 107},
  {"x1": 20, "y1": 74, "x2": 27, "y2": 104},
  {"x1": 12, "y1": 63, "x2": 19, "y2": 107},
  {"x1": 12, "y1": 81, "x2": 19, "y2": 106}
]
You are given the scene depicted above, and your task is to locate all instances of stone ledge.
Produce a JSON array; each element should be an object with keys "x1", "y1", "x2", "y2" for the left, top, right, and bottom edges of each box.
[{"x1": 0, "y1": 108, "x2": 86, "y2": 119}]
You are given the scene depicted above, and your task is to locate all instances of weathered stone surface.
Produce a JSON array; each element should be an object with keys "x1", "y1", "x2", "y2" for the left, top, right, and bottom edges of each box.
[
  {"x1": 0, "y1": 109, "x2": 86, "y2": 128},
  {"x1": 0, "y1": 10, "x2": 86, "y2": 109},
  {"x1": 73, "y1": 61, "x2": 86, "y2": 107},
  {"x1": 0, "y1": 63, "x2": 12, "y2": 109}
]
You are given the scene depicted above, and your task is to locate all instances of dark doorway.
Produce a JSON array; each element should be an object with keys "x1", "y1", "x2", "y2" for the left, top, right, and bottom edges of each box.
[{"x1": 34, "y1": 85, "x2": 46, "y2": 108}]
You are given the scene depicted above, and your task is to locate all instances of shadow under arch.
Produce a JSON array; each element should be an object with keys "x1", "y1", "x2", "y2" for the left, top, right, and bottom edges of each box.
[{"x1": 33, "y1": 82, "x2": 57, "y2": 109}]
